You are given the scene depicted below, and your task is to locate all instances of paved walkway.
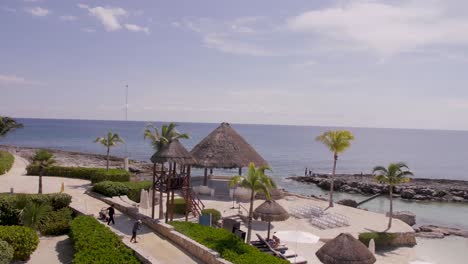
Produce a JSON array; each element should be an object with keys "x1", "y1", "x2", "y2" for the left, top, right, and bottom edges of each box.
[{"x1": 1, "y1": 155, "x2": 201, "y2": 264}]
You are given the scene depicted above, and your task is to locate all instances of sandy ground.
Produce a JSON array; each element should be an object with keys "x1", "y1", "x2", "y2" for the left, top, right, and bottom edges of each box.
[
  {"x1": 24, "y1": 235, "x2": 73, "y2": 264},
  {"x1": 0, "y1": 155, "x2": 201, "y2": 264}
]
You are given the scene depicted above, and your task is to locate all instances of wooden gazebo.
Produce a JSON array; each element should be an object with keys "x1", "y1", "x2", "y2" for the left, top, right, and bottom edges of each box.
[
  {"x1": 150, "y1": 140, "x2": 203, "y2": 222},
  {"x1": 190, "y1": 122, "x2": 268, "y2": 185}
]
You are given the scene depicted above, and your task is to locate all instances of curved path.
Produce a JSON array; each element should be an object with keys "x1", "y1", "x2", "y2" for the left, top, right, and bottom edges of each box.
[{"x1": 0, "y1": 155, "x2": 201, "y2": 264}]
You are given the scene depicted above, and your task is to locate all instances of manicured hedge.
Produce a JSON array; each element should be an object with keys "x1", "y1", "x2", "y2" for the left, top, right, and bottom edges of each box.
[
  {"x1": 92, "y1": 181, "x2": 152, "y2": 202},
  {"x1": 0, "y1": 240, "x2": 14, "y2": 264},
  {"x1": 40, "y1": 207, "x2": 73, "y2": 236},
  {"x1": 201, "y1": 208, "x2": 221, "y2": 223},
  {"x1": 69, "y1": 216, "x2": 140, "y2": 264},
  {"x1": 0, "y1": 226, "x2": 39, "y2": 261},
  {"x1": 171, "y1": 222, "x2": 288, "y2": 264},
  {"x1": 26, "y1": 165, "x2": 130, "y2": 183},
  {"x1": 0, "y1": 151, "x2": 14, "y2": 175},
  {"x1": 0, "y1": 193, "x2": 71, "y2": 225},
  {"x1": 359, "y1": 232, "x2": 397, "y2": 249},
  {"x1": 173, "y1": 198, "x2": 189, "y2": 215}
]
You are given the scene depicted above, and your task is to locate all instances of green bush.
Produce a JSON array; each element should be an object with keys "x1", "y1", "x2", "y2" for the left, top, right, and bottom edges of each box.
[
  {"x1": 0, "y1": 240, "x2": 14, "y2": 264},
  {"x1": 359, "y1": 232, "x2": 397, "y2": 249},
  {"x1": 92, "y1": 181, "x2": 152, "y2": 202},
  {"x1": 26, "y1": 165, "x2": 130, "y2": 183},
  {"x1": 0, "y1": 151, "x2": 14, "y2": 175},
  {"x1": 69, "y1": 216, "x2": 140, "y2": 264},
  {"x1": 201, "y1": 208, "x2": 222, "y2": 223},
  {"x1": 0, "y1": 226, "x2": 39, "y2": 261},
  {"x1": 173, "y1": 198, "x2": 189, "y2": 215},
  {"x1": 170, "y1": 222, "x2": 288, "y2": 264},
  {"x1": 0, "y1": 193, "x2": 71, "y2": 225},
  {"x1": 40, "y1": 208, "x2": 73, "y2": 236}
]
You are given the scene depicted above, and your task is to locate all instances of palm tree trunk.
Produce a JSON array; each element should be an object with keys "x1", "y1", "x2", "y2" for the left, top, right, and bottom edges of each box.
[
  {"x1": 388, "y1": 186, "x2": 393, "y2": 229},
  {"x1": 159, "y1": 163, "x2": 164, "y2": 219},
  {"x1": 38, "y1": 168, "x2": 43, "y2": 194},
  {"x1": 246, "y1": 190, "x2": 255, "y2": 243},
  {"x1": 106, "y1": 147, "x2": 110, "y2": 171},
  {"x1": 329, "y1": 154, "x2": 338, "y2": 207}
]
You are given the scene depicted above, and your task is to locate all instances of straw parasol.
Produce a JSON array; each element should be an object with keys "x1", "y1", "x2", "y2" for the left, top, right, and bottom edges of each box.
[
  {"x1": 316, "y1": 233, "x2": 376, "y2": 264},
  {"x1": 255, "y1": 188, "x2": 285, "y2": 200},
  {"x1": 253, "y1": 200, "x2": 289, "y2": 239},
  {"x1": 190, "y1": 122, "x2": 268, "y2": 169},
  {"x1": 150, "y1": 139, "x2": 195, "y2": 165}
]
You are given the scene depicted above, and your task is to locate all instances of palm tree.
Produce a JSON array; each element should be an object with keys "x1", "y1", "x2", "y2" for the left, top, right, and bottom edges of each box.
[
  {"x1": 373, "y1": 163, "x2": 412, "y2": 229},
  {"x1": 143, "y1": 122, "x2": 190, "y2": 151},
  {"x1": 229, "y1": 162, "x2": 276, "y2": 242},
  {"x1": 0, "y1": 116, "x2": 23, "y2": 138},
  {"x1": 144, "y1": 122, "x2": 190, "y2": 219},
  {"x1": 32, "y1": 150, "x2": 56, "y2": 194},
  {"x1": 316, "y1": 130, "x2": 354, "y2": 207},
  {"x1": 20, "y1": 202, "x2": 52, "y2": 230},
  {"x1": 94, "y1": 131, "x2": 125, "y2": 171}
]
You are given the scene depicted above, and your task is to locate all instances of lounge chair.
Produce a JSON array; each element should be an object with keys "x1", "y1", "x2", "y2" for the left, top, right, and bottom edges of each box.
[{"x1": 255, "y1": 234, "x2": 308, "y2": 264}]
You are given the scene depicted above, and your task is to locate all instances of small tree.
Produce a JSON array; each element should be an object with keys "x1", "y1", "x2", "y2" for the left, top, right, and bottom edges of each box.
[
  {"x1": 0, "y1": 116, "x2": 23, "y2": 138},
  {"x1": 316, "y1": 130, "x2": 354, "y2": 207},
  {"x1": 20, "y1": 202, "x2": 52, "y2": 230},
  {"x1": 32, "y1": 150, "x2": 56, "y2": 194},
  {"x1": 94, "y1": 131, "x2": 125, "y2": 171},
  {"x1": 373, "y1": 162, "x2": 412, "y2": 229},
  {"x1": 229, "y1": 162, "x2": 276, "y2": 242}
]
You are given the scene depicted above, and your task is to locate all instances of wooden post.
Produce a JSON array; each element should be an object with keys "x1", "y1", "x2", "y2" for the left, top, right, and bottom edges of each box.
[
  {"x1": 151, "y1": 162, "x2": 156, "y2": 219},
  {"x1": 210, "y1": 168, "x2": 213, "y2": 175},
  {"x1": 170, "y1": 163, "x2": 176, "y2": 221},
  {"x1": 239, "y1": 167, "x2": 242, "y2": 176},
  {"x1": 203, "y1": 168, "x2": 208, "y2": 186},
  {"x1": 185, "y1": 165, "x2": 191, "y2": 222},
  {"x1": 165, "y1": 163, "x2": 172, "y2": 223},
  {"x1": 159, "y1": 162, "x2": 164, "y2": 219}
]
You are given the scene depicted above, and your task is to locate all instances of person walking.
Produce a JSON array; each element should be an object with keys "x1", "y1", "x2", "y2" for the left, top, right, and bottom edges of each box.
[
  {"x1": 130, "y1": 220, "x2": 142, "y2": 243},
  {"x1": 107, "y1": 204, "x2": 115, "y2": 225}
]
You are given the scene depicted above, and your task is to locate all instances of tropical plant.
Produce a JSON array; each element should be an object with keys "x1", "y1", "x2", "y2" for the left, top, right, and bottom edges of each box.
[
  {"x1": 20, "y1": 202, "x2": 52, "y2": 230},
  {"x1": 229, "y1": 162, "x2": 276, "y2": 242},
  {"x1": 315, "y1": 130, "x2": 354, "y2": 207},
  {"x1": 94, "y1": 131, "x2": 125, "y2": 171},
  {"x1": 373, "y1": 162, "x2": 412, "y2": 229},
  {"x1": 143, "y1": 122, "x2": 190, "y2": 151},
  {"x1": 31, "y1": 150, "x2": 56, "y2": 194},
  {"x1": 0, "y1": 116, "x2": 23, "y2": 138},
  {"x1": 144, "y1": 122, "x2": 190, "y2": 219}
]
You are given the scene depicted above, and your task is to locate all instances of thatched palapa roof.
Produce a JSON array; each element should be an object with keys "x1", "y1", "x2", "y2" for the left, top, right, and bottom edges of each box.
[
  {"x1": 253, "y1": 200, "x2": 289, "y2": 222},
  {"x1": 190, "y1": 122, "x2": 267, "y2": 168},
  {"x1": 316, "y1": 233, "x2": 376, "y2": 264},
  {"x1": 150, "y1": 140, "x2": 195, "y2": 165},
  {"x1": 255, "y1": 188, "x2": 285, "y2": 200}
]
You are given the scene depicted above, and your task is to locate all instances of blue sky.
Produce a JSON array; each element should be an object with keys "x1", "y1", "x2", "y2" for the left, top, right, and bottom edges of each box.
[{"x1": 2, "y1": 0, "x2": 468, "y2": 130}]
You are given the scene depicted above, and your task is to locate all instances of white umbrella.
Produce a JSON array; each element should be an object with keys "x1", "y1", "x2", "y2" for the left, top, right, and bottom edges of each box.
[
  {"x1": 274, "y1": 231, "x2": 320, "y2": 244},
  {"x1": 140, "y1": 190, "x2": 149, "y2": 209}
]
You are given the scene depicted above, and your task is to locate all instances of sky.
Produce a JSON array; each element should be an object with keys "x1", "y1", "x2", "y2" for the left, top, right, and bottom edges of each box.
[{"x1": 2, "y1": 0, "x2": 468, "y2": 130}]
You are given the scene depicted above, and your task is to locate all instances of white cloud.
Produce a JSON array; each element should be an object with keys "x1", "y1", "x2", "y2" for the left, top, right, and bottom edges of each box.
[
  {"x1": 124, "y1": 24, "x2": 149, "y2": 34},
  {"x1": 81, "y1": 28, "x2": 96, "y2": 33},
  {"x1": 287, "y1": 0, "x2": 468, "y2": 57},
  {"x1": 25, "y1": 7, "x2": 50, "y2": 17},
  {"x1": 203, "y1": 34, "x2": 273, "y2": 56},
  {"x1": 84, "y1": 6, "x2": 127, "y2": 31},
  {"x1": 60, "y1": 15, "x2": 77, "y2": 21},
  {"x1": 0, "y1": 74, "x2": 40, "y2": 85}
]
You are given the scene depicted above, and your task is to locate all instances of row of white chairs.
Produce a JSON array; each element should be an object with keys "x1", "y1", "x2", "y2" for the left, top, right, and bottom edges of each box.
[
  {"x1": 309, "y1": 213, "x2": 349, "y2": 229},
  {"x1": 290, "y1": 205, "x2": 324, "y2": 218}
]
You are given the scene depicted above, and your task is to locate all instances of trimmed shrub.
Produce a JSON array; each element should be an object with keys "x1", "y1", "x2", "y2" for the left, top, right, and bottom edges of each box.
[
  {"x1": 0, "y1": 193, "x2": 71, "y2": 225},
  {"x1": 26, "y1": 165, "x2": 130, "y2": 183},
  {"x1": 359, "y1": 232, "x2": 398, "y2": 249},
  {"x1": 92, "y1": 181, "x2": 152, "y2": 203},
  {"x1": 0, "y1": 151, "x2": 14, "y2": 175},
  {"x1": 70, "y1": 216, "x2": 140, "y2": 264},
  {"x1": 40, "y1": 208, "x2": 73, "y2": 236},
  {"x1": 0, "y1": 226, "x2": 39, "y2": 261},
  {"x1": 173, "y1": 198, "x2": 189, "y2": 215},
  {"x1": 201, "y1": 208, "x2": 222, "y2": 223},
  {"x1": 171, "y1": 222, "x2": 288, "y2": 264},
  {"x1": 0, "y1": 240, "x2": 14, "y2": 264}
]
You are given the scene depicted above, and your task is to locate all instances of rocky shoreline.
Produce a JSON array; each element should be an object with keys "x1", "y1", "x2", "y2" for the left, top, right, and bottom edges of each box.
[{"x1": 288, "y1": 174, "x2": 468, "y2": 203}]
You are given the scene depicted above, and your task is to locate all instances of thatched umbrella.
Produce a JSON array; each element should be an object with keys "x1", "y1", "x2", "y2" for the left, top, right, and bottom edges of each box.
[
  {"x1": 255, "y1": 188, "x2": 285, "y2": 200},
  {"x1": 316, "y1": 233, "x2": 376, "y2": 264},
  {"x1": 151, "y1": 139, "x2": 195, "y2": 165},
  {"x1": 190, "y1": 122, "x2": 268, "y2": 185},
  {"x1": 253, "y1": 200, "x2": 289, "y2": 239}
]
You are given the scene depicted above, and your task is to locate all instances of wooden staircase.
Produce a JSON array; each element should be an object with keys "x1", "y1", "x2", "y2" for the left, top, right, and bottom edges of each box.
[{"x1": 182, "y1": 176, "x2": 205, "y2": 217}]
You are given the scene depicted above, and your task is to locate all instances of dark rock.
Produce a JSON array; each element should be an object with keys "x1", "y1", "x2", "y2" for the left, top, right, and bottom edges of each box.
[
  {"x1": 318, "y1": 180, "x2": 331, "y2": 190},
  {"x1": 128, "y1": 166, "x2": 142, "y2": 173},
  {"x1": 413, "y1": 194, "x2": 428, "y2": 200},
  {"x1": 452, "y1": 196, "x2": 464, "y2": 202},
  {"x1": 401, "y1": 189, "x2": 415, "y2": 199},
  {"x1": 387, "y1": 211, "x2": 416, "y2": 226},
  {"x1": 435, "y1": 190, "x2": 447, "y2": 197},
  {"x1": 419, "y1": 225, "x2": 468, "y2": 238},
  {"x1": 416, "y1": 188, "x2": 436, "y2": 196},
  {"x1": 337, "y1": 199, "x2": 358, "y2": 208},
  {"x1": 415, "y1": 232, "x2": 445, "y2": 239}
]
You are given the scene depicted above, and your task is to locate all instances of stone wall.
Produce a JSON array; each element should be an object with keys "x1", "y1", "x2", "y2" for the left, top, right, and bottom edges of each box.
[{"x1": 87, "y1": 191, "x2": 232, "y2": 264}]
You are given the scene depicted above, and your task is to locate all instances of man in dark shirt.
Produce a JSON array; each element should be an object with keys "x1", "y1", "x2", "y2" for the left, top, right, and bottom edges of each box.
[
  {"x1": 130, "y1": 220, "x2": 142, "y2": 243},
  {"x1": 107, "y1": 204, "x2": 115, "y2": 225}
]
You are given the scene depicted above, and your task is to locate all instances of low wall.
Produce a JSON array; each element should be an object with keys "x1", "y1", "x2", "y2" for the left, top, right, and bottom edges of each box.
[{"x1": 87, "y1": 191, "x2": 232, "y2": 264}]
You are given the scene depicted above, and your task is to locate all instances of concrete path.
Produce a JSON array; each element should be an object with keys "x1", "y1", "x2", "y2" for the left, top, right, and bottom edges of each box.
[{"x1": 1, "y1": 155, "x2": 201, "y2": 264}]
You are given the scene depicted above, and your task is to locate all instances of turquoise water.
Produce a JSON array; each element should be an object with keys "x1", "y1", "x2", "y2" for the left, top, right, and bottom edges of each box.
[{"x1": 2, "y1": 118, "x2": 468, "y2": 228}]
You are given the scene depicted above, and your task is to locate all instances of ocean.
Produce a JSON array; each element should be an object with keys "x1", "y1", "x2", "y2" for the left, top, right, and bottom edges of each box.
[{"x1": 2, "y1": 118, "x2": 468, "y2": 228}]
